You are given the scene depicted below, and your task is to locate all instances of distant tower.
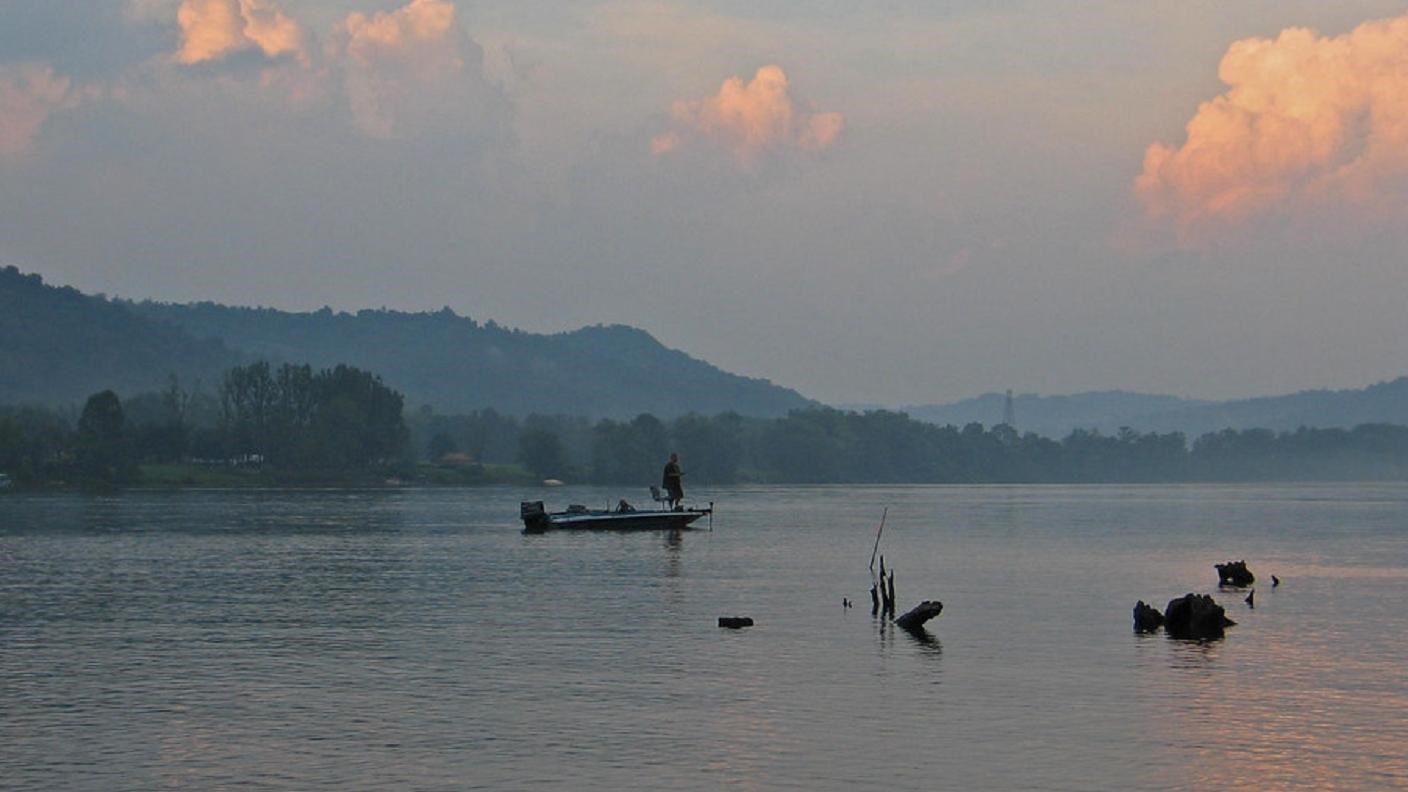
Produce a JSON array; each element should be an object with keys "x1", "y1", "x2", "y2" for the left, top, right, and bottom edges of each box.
[{"x1": 1002, "y1": 389, "x2": 1016, "y2": 428}]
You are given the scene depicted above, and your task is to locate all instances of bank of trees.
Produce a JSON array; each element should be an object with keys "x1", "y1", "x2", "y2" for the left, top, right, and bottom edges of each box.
[
  {"x1": 0, "y1": 362, "x2": 409, "y2": 484},
  {"x1": 7, "y1": 373, "x2": 1408, "y2": 487},
  {"x1": 409, "y1": 406, "x2": 1408, "y2": 485},
  {"x1": 216, "y1": 362, "x2": 408, "y2": 470}
]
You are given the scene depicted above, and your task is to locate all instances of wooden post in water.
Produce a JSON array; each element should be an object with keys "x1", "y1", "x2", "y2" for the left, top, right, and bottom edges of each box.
[
  {"x1": 886, "y1": 570, "x2": 896, "y2": 618},
  {"x1": 879, "y1": 556, "x2": 895, "y2": 617}
]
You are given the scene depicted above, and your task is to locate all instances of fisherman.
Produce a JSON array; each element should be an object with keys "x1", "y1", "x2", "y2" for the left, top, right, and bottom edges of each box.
[{"x1": 662, "y1": 452, "x2": 684, "y2": 510}]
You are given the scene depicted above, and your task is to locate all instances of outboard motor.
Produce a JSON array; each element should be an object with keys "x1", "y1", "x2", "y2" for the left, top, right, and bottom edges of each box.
[{"x1": 521, "y1": 500, "x2": 548, "y2": 532}]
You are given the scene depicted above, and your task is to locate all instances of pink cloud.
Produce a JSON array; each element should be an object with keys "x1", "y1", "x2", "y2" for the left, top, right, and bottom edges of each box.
[
  {"x1": 653, "y1": 65, "x2": 844, "y2": 164},
  {"x1": 0, "y1": 65, "x2": 79, "y2": 159},
  {"x1": 175, "y1": 0, "x2": 307, "y2": 65},
  {"x1": 333, "y1": 0, "x2": 487, "y2": 139},
  {"x1": 1136, "y1": 14, "x2": 1408, "y2": 247}
]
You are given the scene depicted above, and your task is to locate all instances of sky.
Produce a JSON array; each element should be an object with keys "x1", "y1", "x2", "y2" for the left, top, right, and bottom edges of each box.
[{"x1": 4, "y1": 1, "x2": 1408, "y2": 406}]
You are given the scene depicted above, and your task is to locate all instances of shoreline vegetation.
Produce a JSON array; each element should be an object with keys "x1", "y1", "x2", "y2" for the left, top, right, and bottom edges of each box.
[{"x1": 6, "y1": 360, "x2": 1408, "y2": 492}]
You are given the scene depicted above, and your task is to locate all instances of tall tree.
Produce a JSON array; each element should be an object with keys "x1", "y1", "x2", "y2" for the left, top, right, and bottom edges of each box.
[
  {"x1": 77, "y1": 390, "x2": 133, "y2": 482},
  {"x1": 519, "y1": 428, "x2": 565, "y2": 480}
]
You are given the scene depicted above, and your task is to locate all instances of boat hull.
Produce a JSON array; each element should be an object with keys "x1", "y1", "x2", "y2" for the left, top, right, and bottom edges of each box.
[{"x1": 521, "y1": 501, "x2": 709, "y2": 533}]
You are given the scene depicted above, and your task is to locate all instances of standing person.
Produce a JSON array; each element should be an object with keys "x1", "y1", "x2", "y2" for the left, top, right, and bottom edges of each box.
[{"x1": 662, "y1": 452, "x2": 684, "y2": 510}]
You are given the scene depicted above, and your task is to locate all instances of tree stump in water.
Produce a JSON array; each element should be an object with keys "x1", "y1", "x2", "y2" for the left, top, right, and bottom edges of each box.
[
  {"x1": 1132, "y1": 600, "x2": 1165, "y2": 633},
  {"x1": 1163, "y1": 593, "x2": 1235, "y2": 640},
  {"x1": 1216, "y1": 560, "x2": 1255, "y2": 587}
]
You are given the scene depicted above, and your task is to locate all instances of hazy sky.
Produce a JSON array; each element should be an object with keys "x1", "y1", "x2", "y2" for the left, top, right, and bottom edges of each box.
[{"x1": 5, "y1": 1, "x2": 1408, "y2": 405}]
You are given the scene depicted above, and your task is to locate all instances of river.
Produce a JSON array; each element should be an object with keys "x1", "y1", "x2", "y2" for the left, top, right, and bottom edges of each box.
[{"x1": 3, "y1": 484, "x2": 1406, "y2": 790}]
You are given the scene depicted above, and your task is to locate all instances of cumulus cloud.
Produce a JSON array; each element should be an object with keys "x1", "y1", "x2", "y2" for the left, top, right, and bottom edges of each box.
[
  {"x1": 332, "y1": 0, "x2": 498, "y2": 140},
  {"x1": 652, "y1": 65, "x2": 844, "y2": 164},
  {"x1": 1136, "y1": 14, "x2": 1408, "y2": 246},
  {"x1": 0, "y1": 64, "x2": 80, "y2": 159},
  {"x1": 157, "y1": 0, "x2": 504, "y2": 141},
  {"x1": 175, "y1": 0, "x2": 306, "y2": 65}
]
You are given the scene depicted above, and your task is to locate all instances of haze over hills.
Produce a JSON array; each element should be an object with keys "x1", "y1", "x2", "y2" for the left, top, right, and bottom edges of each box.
[
  {"x1": 0, "y1": 267, "x2": 812, "y2": 418},
  {"x1": 903, "y1": 380, "x2": 1408, "y2": 438}
]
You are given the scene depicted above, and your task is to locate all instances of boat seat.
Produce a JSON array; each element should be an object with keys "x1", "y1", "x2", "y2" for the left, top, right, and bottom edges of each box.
[{"x1": 650, "y1": 485, "x2": 669, "y2": 506}]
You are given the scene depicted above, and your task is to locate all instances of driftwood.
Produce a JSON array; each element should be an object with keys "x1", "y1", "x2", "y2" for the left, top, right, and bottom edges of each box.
[
  {"x1": 894, "y1": 600, "x2": 944, "y2": 631},
  {"x1": 718, "y1": 616, "x2": 753, "y2": 629}
]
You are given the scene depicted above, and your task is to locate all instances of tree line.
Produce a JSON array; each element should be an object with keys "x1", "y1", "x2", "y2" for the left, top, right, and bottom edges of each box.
[
  {"x1": 413, "y1": 406, "x2": 1408, "y2": 485},
  {"x1": 0, "y1": 362, "x2": 409, "y2": 485},
  {"x1": 6, "y1": 362, "x2": 1408, "y2": 487}
]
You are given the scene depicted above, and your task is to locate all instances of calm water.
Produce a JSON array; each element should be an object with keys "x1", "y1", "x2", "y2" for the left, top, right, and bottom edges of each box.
[{"x1": 3, "y1": 484, "x2": 1407, "y2": 790}]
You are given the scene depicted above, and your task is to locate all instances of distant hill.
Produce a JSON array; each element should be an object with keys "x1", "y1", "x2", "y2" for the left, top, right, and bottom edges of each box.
[
  {"x1": 903, "y1": 381, "x2": 1408, "y2": 438},
  {"x1": 0, "y1": 266, "x2": 813, "y2": 417},
  {"x1": 901, "y1": 391, "x2": 1208, "y2": 438},
  {"x1": 1131, "y1": 378, "x2": 1408, "y2": 437},
  {"x1": 126, "y1": 299, "x2": 813, "y2": 419},
  {"x1": 0, "y1": 266, "x2": 238, "y2": 405}
]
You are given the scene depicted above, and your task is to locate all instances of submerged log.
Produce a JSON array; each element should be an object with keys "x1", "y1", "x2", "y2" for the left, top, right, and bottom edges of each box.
[
  {"x1": 1133, "y1": 600, "x2": 1165, "y2": 633},
  {"x1": 718, "y1": 616, "x2": 754, "y2": 629},
  {"x1": 1163, "y1": 593, "x2": 1235, "y2": 640},
  {"x1": 1216, "y1": 560, "x2": 1255, "y2": 587},
  {"x1": 894, "y1": 600, "x2": 944, "y2": 631}
]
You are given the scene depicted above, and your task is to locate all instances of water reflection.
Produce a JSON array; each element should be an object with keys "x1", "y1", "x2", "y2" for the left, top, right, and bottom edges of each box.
[
  {"x1": 875, "y1": 620, "x2": 944, "y2": 663},
  {"x1": 1142, "y1": 590, "x2": 1408, "y2": 788},
  {"x1": 1163, "y1": 634, "x2": 1226, "y2": 668},
  {"x1": 901, "y1": 626, "x2": 943, "y2": 657},
  {"x1": 662, "y1": 528, "x2": 684, "y2": 577}
]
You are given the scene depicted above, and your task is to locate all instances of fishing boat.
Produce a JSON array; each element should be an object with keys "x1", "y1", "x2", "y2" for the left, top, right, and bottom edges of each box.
[{"x1": 520, "y1": 495, "x2": 712, "y2": 533}]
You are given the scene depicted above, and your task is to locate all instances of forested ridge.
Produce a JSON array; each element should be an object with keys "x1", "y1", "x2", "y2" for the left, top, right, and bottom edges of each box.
[
  {"x1": 0, "y1": 267, "x2": 238, "y2": 404},
  {"x1": 128, "y1": 299, "x2": 812, "y2": 418},
  {"x1": 1, "y1": 266, "x2": 811, "y2": 418}
]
